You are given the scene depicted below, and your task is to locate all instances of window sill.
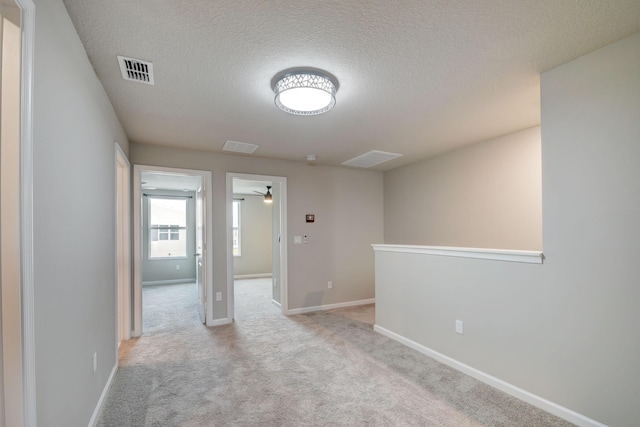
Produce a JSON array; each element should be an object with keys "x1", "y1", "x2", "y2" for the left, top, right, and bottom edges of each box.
[{"x1": 371, "y1": 244, "x2": 543, "y2": 264}]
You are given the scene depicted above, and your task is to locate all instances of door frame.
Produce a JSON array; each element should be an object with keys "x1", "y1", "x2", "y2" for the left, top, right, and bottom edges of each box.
[
  {"x1": 132, "y1": 165, "x2": 214, "y2": 335},
  {"x1": 226, "y1": 173, "x2": 288, "y2": 318},
  {"x1": 0, "y1": 0, "x2": 36, "y2": 424},
  {"x1": 115, "y1": 144, "x2": 131, "y2": 343},
  {"x1": 195, "y1": 185, "x2": 206, "y2": 323}
]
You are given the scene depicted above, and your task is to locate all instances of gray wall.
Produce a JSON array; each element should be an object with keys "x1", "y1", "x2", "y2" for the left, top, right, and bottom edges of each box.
[
  {"x1": 233, "y1": 195, "x2": 273, "y2": 277},
  {"x1": 384, "y1": 126, "x2": 542, "y2": 250},
  {"x1": 130, "y1": 144, "x2": 384, "y2": 315},
  {"x1": 32, "y1": 0, "x2": 129, "y2": 425},
  {"x1": 142, "y1": 190, "x2": 196, "y2": 285},
  {"x1": 375, "y1": 32, "x2": 640, "y2": 426}
]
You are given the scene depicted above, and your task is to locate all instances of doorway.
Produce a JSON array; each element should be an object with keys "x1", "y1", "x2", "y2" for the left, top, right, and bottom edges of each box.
[
  {"x1": 226, "y1": 173, "x2": 288, "y2": 320},
  {"x1": 132, "y1": 165, "x2": 213, "y2": 335}
]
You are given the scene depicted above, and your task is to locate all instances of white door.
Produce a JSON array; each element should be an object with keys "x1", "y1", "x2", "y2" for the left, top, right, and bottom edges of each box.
[
  {"x1": 271, "y1": 183, "x2": 281, "y2": 304},
  {"x1": 195, "y1": 184, "x2": 206, "y2": 323}
]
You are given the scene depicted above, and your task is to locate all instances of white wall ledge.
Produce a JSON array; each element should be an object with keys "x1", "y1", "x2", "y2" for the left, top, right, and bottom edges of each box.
[{"x1": 372, "y1": 244, "x2": 543, "y2": 264}]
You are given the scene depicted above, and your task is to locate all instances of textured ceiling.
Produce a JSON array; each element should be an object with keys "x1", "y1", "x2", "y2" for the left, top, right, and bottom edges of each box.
[{"x1": 63, "y1": 0, "x2": 640, "y2": 171}]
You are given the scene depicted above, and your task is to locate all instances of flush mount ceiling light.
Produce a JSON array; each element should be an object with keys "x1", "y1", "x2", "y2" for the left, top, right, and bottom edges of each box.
[{"x1": 272, "y1": 69, "x2": 338, "y2": 116}]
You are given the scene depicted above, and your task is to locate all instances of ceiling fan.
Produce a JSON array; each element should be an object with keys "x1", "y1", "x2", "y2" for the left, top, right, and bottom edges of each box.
[{"x1": 254, "y1": 185, "x2": 273, "y2": 204}]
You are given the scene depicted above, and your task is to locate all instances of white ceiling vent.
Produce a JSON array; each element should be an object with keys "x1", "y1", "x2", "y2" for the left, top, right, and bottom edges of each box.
[
  {"x1": 342, "y1": 150, "x2": 403, "y2": 168},
  {"x1": 117, "y1": 55, "x2": 155, "y2": 85},
  {"x1": 223, "y1": 140, "x2": 259, "y2": 154}
]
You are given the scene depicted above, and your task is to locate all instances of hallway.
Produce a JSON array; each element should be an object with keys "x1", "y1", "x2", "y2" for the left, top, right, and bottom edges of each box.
[{"x1": 96, "y1": 279, "x2": 569, "y2": 426}]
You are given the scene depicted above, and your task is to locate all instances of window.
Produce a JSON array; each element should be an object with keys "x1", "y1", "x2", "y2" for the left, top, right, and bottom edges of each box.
[
  {"x1": 233, "y1": 200, "x2": 241, "y2": 256},
  {"x1": 149, "y1": 197, "x2": 187, "y2": 258}
]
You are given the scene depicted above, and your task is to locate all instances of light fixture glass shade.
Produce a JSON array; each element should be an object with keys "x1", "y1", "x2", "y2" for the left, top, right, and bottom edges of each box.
[
  {"x1": 264, "y1": 193, "x2": 273, "y2": 203},
  {"x1": 273, "y1": 70, "x2": 337, "y2": 115}
]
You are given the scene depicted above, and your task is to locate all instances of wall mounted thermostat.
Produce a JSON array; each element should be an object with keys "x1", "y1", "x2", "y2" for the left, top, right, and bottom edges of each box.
[{"x1": 306, "y1": 214, "x2": 315, "y2": 223}]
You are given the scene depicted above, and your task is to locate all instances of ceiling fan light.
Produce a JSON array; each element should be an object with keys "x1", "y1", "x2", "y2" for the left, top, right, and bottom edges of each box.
[
  {"x1": 273, "y1": 70, "x2": 337, "y2": 116},
  {"x1": 264, "y1": 193, "x2": 273, "y2": 203}
]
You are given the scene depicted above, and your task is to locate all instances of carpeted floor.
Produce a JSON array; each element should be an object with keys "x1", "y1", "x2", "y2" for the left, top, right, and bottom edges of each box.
[{"x1": 97, "y1": 279, "x2": 574, "y2": 426}]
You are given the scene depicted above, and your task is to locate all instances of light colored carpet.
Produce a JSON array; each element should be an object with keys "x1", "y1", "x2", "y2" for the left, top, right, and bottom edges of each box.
[{"x1": 97, "y1": 279, "x2": 573, "y2": 426}]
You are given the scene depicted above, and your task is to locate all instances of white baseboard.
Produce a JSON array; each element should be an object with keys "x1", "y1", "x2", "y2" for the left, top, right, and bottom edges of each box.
[
  {"x1": 207, "y1": 317, "x2": 233, "y2": 326},
  {"x1": 271, "y1": 299, "x2": 281, "y2": 309},
  {"x1": 286, "y1": 298, "x2": 375, "y2": 315},
  {"x1": 88, "y1": 363, "x2": 118, "y2": 427},
  {"x1": 142, "y1": 278, "x2": 196, "y2": 286},
  {"x1": 373, "y1": 325, "x2": 606, "y2": 427},
  {"x1": 234, "y1": 273, "x2": 273, "y2": 279}
]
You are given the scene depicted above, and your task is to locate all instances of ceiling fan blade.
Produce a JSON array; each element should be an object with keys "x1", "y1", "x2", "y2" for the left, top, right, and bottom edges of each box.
[{"x1": 253, "y1": 190, "x2": 266, "y2": 195}]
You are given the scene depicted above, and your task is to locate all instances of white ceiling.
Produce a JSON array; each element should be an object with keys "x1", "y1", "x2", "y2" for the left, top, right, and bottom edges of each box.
[
  {"x1": 141, "y1": 172, "x2": 269, "y2": 195},
  {"x1": 141, "y1": 172, "x2": 201, "y2": 192},
  {"x1": 233, "y1": 179, "x2": 273, "y2": 196},
  {"x1": 64, "y1": 1, "x2": 640, "y2": 171}
]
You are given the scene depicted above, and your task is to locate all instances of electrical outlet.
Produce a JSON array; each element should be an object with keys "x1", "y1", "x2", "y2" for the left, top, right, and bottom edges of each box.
[
  {"x1": 216, "y1": 292, "x2": 222, "y2": 301},
  {"x1": 328, "y1": 281, "x2": 333, "y2": 289},
  {"x1": 456, "y1": 320, "x2": 464, "y2": 335},
  {"x1": 294, "y1": 236, "x2": 302, "y2": 244},
  {"x1": 273, "y1": 278, "x2": 278, "y2": 288},
  {"x1": 93, "y1": 352, "x2": 97, "y2": 373},
  {"x1": 175, "y1": 265, "x2": 180, "y2": 270}
]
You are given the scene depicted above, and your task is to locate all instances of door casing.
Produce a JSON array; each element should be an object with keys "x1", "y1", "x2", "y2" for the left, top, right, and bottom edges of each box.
[
  {"x1": 0, "y1": 0, "x2": 36, "y2": 424},
  {"x1": 115, "y1": 143, "x2": 131, "y2": 343}
]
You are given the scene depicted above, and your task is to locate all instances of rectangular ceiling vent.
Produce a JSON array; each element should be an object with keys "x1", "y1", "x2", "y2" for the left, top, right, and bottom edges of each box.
[
  {"x1": 223, "y1": 140, "x2": 260, "y2": 154},
  {"x1": 342, "y1": 150, "x2": 403, "y2": 168},
  {"x1": 117, "y1": 55, "x2": 155, "y2": 85}
]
